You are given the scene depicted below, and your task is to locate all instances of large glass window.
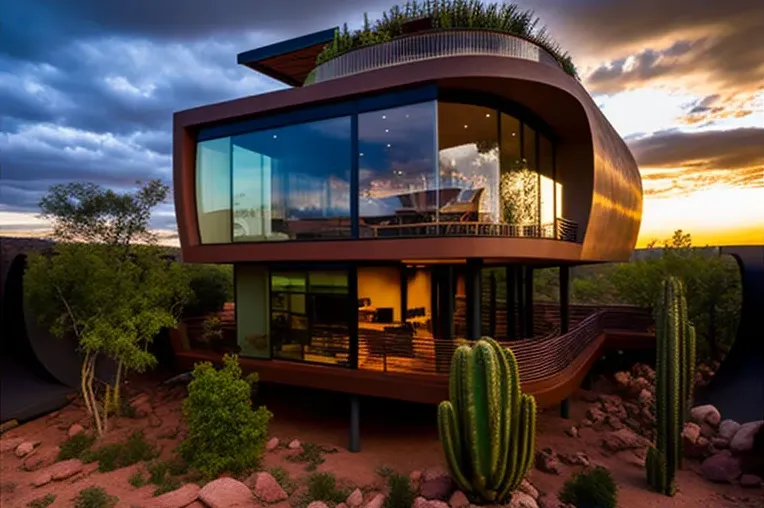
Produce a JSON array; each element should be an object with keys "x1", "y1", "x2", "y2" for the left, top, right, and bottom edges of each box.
[
  {"x1": 232, "y1": 117, "x2": 352, "y2": 242},
  {"x1": 196, "y1": 137, "x2": 232, "y2": 244},
  {"x1": 358, "y1": 102, "x2": 438, "y2": 238},
  {"x1": 270, "y1": 271, "x2": 350, "y2": 366},
  {"x1": 437, "y1": 103, "x2": 500, "y2": 229}
]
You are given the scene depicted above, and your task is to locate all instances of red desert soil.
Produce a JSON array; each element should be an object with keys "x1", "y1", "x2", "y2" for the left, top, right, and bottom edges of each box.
[{"x1": 1, "y1": 377, "x2": 761, "y2": 508}]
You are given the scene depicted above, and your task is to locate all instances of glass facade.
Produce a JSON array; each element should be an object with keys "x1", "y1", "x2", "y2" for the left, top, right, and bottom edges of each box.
[
  {"x1": 270, "y1": 270, "x2": 350, "y2": 365},
  {"x1": 195, "y1": 97, "x2": 567, "y2": 243}
]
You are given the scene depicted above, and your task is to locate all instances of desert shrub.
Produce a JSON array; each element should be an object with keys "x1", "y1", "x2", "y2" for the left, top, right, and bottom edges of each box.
[
  {"x1": 128, "y1": 469, "x2": 147, "y2": 487},
  {"x1": 287, "y1": 441, "x2": 336, "y2": 471},
  {"x1": 153, "y1": 477, "x2": 182, "y2": 497},
  {"x1": 27, "y1": 494, "x2": 56, "y2": 508},
  {"x1": 74, "y1": 487, "x2": 117, "y2": 508},
  {"x1": 178, "y1": 355, "x2": 272, "y2": 480},
  {"x1": 269, "y1": 466, "x2": 297, "y2": 494},
  {"x1": 384, "y1": 472, "x2": 416, "y2": 508},
  {"x1": 306, "y1": 472, "x2": 349, "y2": 503},
  {"x1": 559, "y1": 466, "x2": 617, "y2": 508},
  {"x1": 87, "y1": 430, "x2": 157, "y2": 472},
  {"x1": 58, "y1": 432, "x2": 96, "y2": 461}
]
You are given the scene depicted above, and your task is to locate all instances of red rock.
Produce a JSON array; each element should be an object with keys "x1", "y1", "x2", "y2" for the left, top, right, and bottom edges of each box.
[
  {"x1": 409, "y1": 470, "x2": 422, "y2": 483},
  {"x1": 199, "y1": 477, "x2": 255, "y2": 508},
  {"x1": 415, "y1": 497, "x2": 449, "y2": 508},
  {"x1": 740, "y1": 474, "x2": 762, "y2": 488},
  {"x1": 287, "y1": 439, "x2": 301, "y2": 449},
  {"x1": 265, "y1": 437, "x2": 279, "y2": 451},
  {"x1": 367, "y1": 494, "x2": 386, "y2": 508},
  {"x1": 252, "y1": 472, "x2": 288, "y2": 503},
  {"x1": 420, "y1": 468, "x2": 453, "y2": 500},
  {"x1": 730, "y1": 420, "x2": 764, "y2": 453},
  {"x1": 31, "y1": 473, "x2": 52, "y2": 487},
  {"x1": 718, "y1": 420, "x2": 741, "y2": 440},
  {"x1": 308, "y1": 503, "x2": 329, "y2": 508},
  {"x1": 508, "y1": 491, "x2": 537, "y2": 508},
  {"x1": 0, "y1": 437, "x2": 23, "y2": 453},
  {"x1": 48, "y1": 459, "x2": 84, "y2": 480},
  {"x1": 690, "y1": 405, "x2": 721, "y2": 426},
  {"x1": 23, "y1": 446, "x2": 60, "y2": 472},
  {"x1": 147, "y1": 483, "x2": 200, "y2": 508},
  {"x1": 67, "y1": 423, "x2": 85, "y2": 437},
  {"x1": 535, "y1": 449, "x2": 561, "y2": 475},
  {"x1": 346, "y1": 488, "x2": 364, "y2": 508},
  {"x1": 601, "y1": 428, "x2": 650, "y2": 452},
  {"x1": 448, "y1": 490, "x2": 469, "y2": 508},
  {"x1": 518, "y1": 479, "x2": 539, "y2": 500}
]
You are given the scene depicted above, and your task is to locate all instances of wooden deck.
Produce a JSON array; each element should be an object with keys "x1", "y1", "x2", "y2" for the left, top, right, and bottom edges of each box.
[{"x1": 171, "y1": 307, "x2": 655, "y2": 408}]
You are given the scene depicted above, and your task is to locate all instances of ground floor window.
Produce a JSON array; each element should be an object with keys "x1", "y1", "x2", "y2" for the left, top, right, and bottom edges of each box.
[{"x1": 270, "y1": 270, "x2": 350, "y2": 366}]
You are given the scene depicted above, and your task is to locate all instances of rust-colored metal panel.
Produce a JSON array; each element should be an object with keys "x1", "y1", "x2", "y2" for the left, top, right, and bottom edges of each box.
[{"x1": 173, "y1": 55, "x2": 642, "y2": 264}]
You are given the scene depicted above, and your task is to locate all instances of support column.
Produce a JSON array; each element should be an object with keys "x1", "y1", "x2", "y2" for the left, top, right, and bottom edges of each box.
[
  {"x1": 349, "y1": 266, "x2": 359, "y2": 370},
  {"x1": 559, "y1": 265, "x2": 571, "y2": 419},
  {"x1": 349, "y1": 395, "x2": 360, "y2": 452},
  {"x1": 434, "y1": 266, "x2": 454, "y2": 373},
  {"x1": 524, "y1": 266, "x2": 534, "y2": 338},
  {"x1": 506, "y1": 267, "x2": 516, "y2": 340},
  {"x1": 465, "y1": 259, "x2": 482, "y2": 340},
  {"x1": 517, "y1": 266, "x2": 526, "y2": 339}
]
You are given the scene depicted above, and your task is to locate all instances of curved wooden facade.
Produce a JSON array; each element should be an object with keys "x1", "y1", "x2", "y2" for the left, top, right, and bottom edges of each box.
[{"x1": 174, "y1": 50, "x2": 642, "y2": 264}]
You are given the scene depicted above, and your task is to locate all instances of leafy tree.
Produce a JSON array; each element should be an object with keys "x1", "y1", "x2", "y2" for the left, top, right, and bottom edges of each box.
[
  {"x1": 25, "y1": 180, "x2": 191, "y2": 436},
  {"x1": 182, "y1": 264, "x2": 234, "y2": 318}
]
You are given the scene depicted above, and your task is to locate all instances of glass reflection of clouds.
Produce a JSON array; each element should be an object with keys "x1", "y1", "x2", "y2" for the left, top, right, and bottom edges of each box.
[{"x1": 232, "y1": 116, "x2": 352, "y2": 241}]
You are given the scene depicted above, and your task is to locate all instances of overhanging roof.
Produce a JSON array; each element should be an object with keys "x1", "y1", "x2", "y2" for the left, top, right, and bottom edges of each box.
[{"x1": 236, "y1": 28, "x2": 337, "y2": 87}]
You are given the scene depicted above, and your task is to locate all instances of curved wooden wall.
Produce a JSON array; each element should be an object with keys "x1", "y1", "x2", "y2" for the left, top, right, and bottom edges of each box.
[{"x1": 174, "y1": 54, "x2": 643, "y2": 264}]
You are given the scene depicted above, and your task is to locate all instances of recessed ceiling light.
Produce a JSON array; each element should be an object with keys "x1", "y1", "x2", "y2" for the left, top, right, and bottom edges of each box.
[
  {"x1": 359, "y1": 153, "x2": 364, "y2": 157},
  {"x1": 386, "y1": 143, "x2": 391, "y2": 148},
  {"x1": 485, "y1": 113, "x2": 491, "y2": 118},
  {"x1": 273, "y1": 135, "x2": 277, "y2": 138},
  {"x1": 385, "y1": 129, "x2": 389, "y2": 133},
  {"x1": 382, "y1": 115, "x2": 387, "y2": 119},
  {"x1": 464, "y1": 125, "x2": 468, "y2": 129},
  {"x1": 511, "y1": 132, "x2": 516, "y2": 137}
]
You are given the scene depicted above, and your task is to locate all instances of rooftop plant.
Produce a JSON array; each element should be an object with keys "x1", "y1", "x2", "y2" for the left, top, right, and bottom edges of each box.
[{"x1": 314, "y1": 0, "x2": 577, "y2": 78}]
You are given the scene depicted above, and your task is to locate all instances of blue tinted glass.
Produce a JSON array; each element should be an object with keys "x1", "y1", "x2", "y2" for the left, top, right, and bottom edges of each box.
[{"x1": 232, "y1": 116, "x2": 352, "y2": 242}]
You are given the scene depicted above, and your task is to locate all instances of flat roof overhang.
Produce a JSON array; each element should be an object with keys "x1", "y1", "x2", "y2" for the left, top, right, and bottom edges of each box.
[{"x1": 236, "y1": 28, "x2": 336, "y2": 87}]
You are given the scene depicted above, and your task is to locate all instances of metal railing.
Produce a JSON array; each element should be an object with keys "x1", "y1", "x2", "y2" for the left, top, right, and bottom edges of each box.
[
  {"x1": 365, "y1": 217, "x2": 579, "y2": 242},
  {"x1": 314, "y1": 29, "x2": 563, "y2": 83}
]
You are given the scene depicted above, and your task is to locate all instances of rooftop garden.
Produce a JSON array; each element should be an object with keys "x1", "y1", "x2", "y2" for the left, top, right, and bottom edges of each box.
[{"x1": 313, "y1": 0, "x2": 577, "y2": 78}]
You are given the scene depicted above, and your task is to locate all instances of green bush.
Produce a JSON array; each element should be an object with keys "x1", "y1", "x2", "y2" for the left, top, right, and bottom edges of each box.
[
  {"x1": 88, "y1": 430, "x2": 158, "y2": 472},
  {"x1": 58, "y1": 432, "x2": 96, "y2": 461},
  {"x1": 73, "y1": 487, "x2": 117, "y2": 508},
  {"x1": 268, "y1": 467, "x2": 297, "y2": 495},
  {"x1": 559, "y1": 466, "x2": 617, "y2": 508},
  {"x1": 384, "y1": 472, "x2": 416, "y2": 508},
  {"x1": 182, "y1": 264, "x2": 233, "y2": 318},
  {"x1": 306, "y1": 472, "x2": 348, "y2": 504},
  {"x1": 27, "y1": 494, "x2": 56, "y2": 508},
  {"x1": 178, "y1": 354, "x2": 272, "y2": 480},
  {"x1": 128, "y1": 469, "x2": 147, "y2": 488}
]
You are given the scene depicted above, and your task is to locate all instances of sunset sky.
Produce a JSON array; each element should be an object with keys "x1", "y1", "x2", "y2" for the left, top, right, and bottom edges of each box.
[{"x1": 1, "y1": 0, "x2": 762, "y2": 248}]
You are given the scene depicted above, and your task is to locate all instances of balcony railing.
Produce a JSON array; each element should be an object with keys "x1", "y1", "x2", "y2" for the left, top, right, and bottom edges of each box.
[
  {"x1": 362, "y1": 217, "x2": 579, "y2": 242},
  {"x1": 313, "y1": 29, "x2": 563, "y2": 84}
]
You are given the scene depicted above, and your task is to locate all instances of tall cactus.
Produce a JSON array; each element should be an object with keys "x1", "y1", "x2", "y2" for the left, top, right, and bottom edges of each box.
[
  {"x1": 645, "y1": 276, "x2": 697, "y2": 496},
  {"x1": 437, "y1": 337, "x2": 536, "y2": 504}
]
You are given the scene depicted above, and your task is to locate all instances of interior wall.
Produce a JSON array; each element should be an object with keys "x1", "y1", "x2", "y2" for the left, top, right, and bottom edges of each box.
[
  {"x1": 358, "y1": 267, "x2": 401, "y2": 322},
  {"x1": 407, "y1": 268, "x2": 432, "y2": 319}
]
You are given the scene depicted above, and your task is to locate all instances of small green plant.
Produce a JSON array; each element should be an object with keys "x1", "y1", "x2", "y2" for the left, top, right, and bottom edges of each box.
[
  {"x1": 178, "y1": 355, "x2": 272, "y2": 481},
  {"x1": 74, "y1": 487, "x2": 118, "y2": 508},
  {"x1": 58, "y1": 432, "x2": 97, "y2": 461},
  {"x1": 87, "y1": 430, "x2": 158, "y2": 472},
  {"x1": 268, "y1": 466, "x2": 298, "y2": 495},
  {"x1": 287, "y1": 442, "x2": 335, "y2": 471},
  {"x1": 27, "y1": 494, "x2": 56, "y2": 508},
  {"x1": 559, "y1": 466, "x2": 617, "y2": 508},
  {"x1": 384, "y1": 472, "x2": 416, "y2": 508},
  {"x1": 306, "y1": 472, "x2": 349, "y2": 504},
  {"x1": 128, "y1": 469, "x2": 147, "y2": 488},
  {"x1": 375, "y1": 465, "x2": 395, "y2": 478},
  {"x1": 147, "y1": 461, "x2": 170, "y2": 485},
  {"x1": 153, "y1": 477, "x2": 182, "y2": 497}
]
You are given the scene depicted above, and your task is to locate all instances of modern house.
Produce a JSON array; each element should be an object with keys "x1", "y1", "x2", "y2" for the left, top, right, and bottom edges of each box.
[{"x1": 172, "y1": 9, "x2": 644, "y2": 433}]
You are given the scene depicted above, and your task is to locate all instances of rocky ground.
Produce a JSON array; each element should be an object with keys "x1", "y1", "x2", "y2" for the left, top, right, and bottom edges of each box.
[{"x1": 0, "y1": 364, "x2": 762, "y2": 508}]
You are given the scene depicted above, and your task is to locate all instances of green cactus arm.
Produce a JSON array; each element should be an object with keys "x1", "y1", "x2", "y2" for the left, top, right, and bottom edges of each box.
[
  {"x1": 475, "y1": 342, "x2": 502, "y2": 478},
  {"x1": 461, "y1": 346, "x2": 488, "y2": 491},
  {"x1": 438, "y1": 401, "x2": 473, "y2": 494},
  {"x1": 483, "y1": 338, "x2": 512, "y2": 487},
  {"x1": 506, "y1": 347, "x2": 522, "y2": 487},
  {"x1": 449, "y1": 345, "x2": 471, "y2": 458}
]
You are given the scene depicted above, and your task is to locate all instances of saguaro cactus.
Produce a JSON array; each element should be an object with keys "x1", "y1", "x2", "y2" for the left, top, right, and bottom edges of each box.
[
  {"x1": 437, "y1": 337, "x2": 536, "y2": 504},
  {"x1": 645, "y1": 276, "x2": 697, "y2": 496}
]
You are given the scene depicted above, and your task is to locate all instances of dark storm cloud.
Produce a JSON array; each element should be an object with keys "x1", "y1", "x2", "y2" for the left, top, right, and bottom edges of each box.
[{"x1": 628, "y1": 128, "x2": 764, "y2": 171}]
